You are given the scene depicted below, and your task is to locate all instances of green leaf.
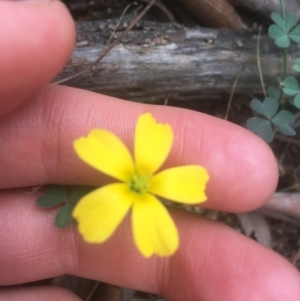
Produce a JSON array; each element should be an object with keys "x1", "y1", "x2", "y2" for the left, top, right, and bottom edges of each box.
[
  {"x1": 293, "y1": 65, "x2": 300, "y2": 72},
  {"x1": 268, "y1": 23, "x2": 290, "y2": 48},
  {"x1": 272, "y1": 110, "x2": 296, "y2": 135},
  {"x1": 69, "y1": 185, "x2": 96, "y2": 205},
  {"x1": 294, "y1": 93, "x2": 300, "y2": 108},
  {"x1": 275, "y1": 35, "x2": 291, "y2": 48},
  {"x1": 267, "y1": 86, "x2": 280, "y2": 100},
  {"x1": 269, "y1": 13, "x2": 300, "y2": 47},
  {"x1": 293, "y1": 58, "x2": 300, "y2": 72},
  {"x1": 246, "y1": 117, "x2": 274, "y2": 143},
  {"x1": 268, "y1": 24, "x2": 286, "y2": 39},
  {"x1": 284, "y1": 14, "x2": 298, "y2": 32},
  {"x1": 270, "y1": 13, "x2": 285, "y2": 30},
  {"x1": 282, "y1": 76, "x2": 299, "y2": 95},
  {"x1": 273, "y1": 123, "x2": 296, "y2": 135},
  {"x1": 273, "y1": 110, "x2": 295, "y2": 124},
  {"x1": 55, "y1": 203, "x2": 74, "y2": 228},
  {"x1": 37, "y1": 185, "x2": 67, "y2": 208},
  {"x1": 250, "y1": 99, "x2": 266, "y2": 117},
  {"x1": 289, "y1": 25, "x2": 300, "y2": 43},
  {"x1": 250, "y1": 97, "x2": 278, "y2": 119}
]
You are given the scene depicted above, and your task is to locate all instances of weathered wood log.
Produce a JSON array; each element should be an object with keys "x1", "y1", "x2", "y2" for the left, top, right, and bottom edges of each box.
[{"x1": 56, "y1": 20, "x2": 300, "y2": 103}]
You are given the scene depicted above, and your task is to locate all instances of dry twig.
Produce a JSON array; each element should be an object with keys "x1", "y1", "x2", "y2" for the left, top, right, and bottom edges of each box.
[
  {"x1": 257, "y1": 25, "x2": 266, "y2": 98},
  {"x1": 55, "y1": 0, "x2": 157, "y2": 85},
  {"x1": 257, "y1": 192, "x2": 300, "y2": 224}
]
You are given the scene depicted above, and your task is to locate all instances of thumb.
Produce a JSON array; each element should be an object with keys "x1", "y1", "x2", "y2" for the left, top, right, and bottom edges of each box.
[{"x1": 0, "y1": 0, "x2": 75, "y2": 115}]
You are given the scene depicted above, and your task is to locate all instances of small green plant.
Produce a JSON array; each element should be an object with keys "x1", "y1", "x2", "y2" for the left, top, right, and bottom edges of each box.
[
  {"x1": 247, "y1": 95, "x2": 295, "y2": 142},
  {"x1": 247, "y1": 0, "x2": 300, "y2": 142},
  {"x1": 37, "y1": 185, "x2": 95, "y2": 228},
  {"x1": 268, "y1": 13, "x2": 300, "y2": 48}
]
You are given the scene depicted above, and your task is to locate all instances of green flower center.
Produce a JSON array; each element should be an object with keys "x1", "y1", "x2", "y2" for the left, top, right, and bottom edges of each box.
[{"x1": 129, "y1": 174, "x2": 150, "y2": 194}]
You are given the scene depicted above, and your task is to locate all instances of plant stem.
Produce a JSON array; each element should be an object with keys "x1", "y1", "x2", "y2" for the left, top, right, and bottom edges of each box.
[
  {"x1": 280, "y1": 0, "x2": 286, "y2": 18},
  {"x1": 279, "y1": 48, "x2": 288, "y2": 105},
  {"x1": 279, "y1": 0, "x2": 287, "y2": 80},
  {"x1": 283, "y1": 47, "x2": 288, "y2": 80},
  {"x1": 279, "y1": 0, "x2": 287, "y2": 105}
]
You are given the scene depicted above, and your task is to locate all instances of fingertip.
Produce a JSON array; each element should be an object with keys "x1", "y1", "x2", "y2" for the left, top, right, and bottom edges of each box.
[
  {"x1": 170, "y1": 112, "x2": 279, "y2": 212},
  {"x1": 127, "y1": 106, "x2": 278, "y2": 212},
  {"x1": 0, "y1": 0, "x2": 75, "y2": 114},
  {"x1": 209, "y1": 122, "x2": 279, "y2": 212},
  {"x1": 238, "y1": 130, "x2": 279, "y2": 210}
]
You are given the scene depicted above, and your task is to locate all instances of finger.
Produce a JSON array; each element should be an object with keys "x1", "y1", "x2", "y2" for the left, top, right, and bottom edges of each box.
[
  {"x1": 0, "y1": 0, "x2": 75, "y2": 115},
  {"x1": 0, "y1": 286, "x2": 81, "y2": 301},
  {"x1": 0, "y1": 191, "x2": 299, "y2": 301},
  {"x1": 0, "y1": 85, "x2": 277, "y2": 212}
]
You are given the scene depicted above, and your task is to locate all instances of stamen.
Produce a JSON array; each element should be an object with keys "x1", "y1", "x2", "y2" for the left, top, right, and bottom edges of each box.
[{"x1": 129, "y1": 174, "x2": 150, "y2": 193}]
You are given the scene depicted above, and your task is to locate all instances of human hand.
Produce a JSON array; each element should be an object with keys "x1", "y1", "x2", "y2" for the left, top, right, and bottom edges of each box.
[{"x1": 0, "y1": 1, "x2": 300, "y2": 300}]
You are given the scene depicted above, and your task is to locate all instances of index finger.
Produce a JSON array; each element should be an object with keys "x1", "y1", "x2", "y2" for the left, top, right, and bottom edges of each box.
[{"x1": 0, "y1": 84, "x2": 278, "y2": 212}]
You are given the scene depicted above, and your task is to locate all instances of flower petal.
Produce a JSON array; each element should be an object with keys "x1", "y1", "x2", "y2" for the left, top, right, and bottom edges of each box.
[
  {"x1": 72, "y1": 183, "x2": 134, "y2": 243},
  {"x1": 149, "y1": 165, "x2": 209, "y2": 204},
  {"x1": 135, "y1": 113, "x2": 173, "y2": 175},
  {"x1": 74, "y1": 129, "x2": 134, "y2": 182},
  {"x1": 132, "y1": 193, "x2": 179, "y2": 257}
]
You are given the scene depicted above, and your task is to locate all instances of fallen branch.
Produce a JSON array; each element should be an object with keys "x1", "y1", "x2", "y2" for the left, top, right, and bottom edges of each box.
[
  {"x1": 257, "y1": 192, "x2": 300, "y2": 224},
  {"x1": 56, "y1": 20, "x2": 300, "y2": 103}
]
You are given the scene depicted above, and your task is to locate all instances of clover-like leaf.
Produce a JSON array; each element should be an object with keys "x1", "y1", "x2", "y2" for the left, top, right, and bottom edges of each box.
[
  {"x1": 294, "y1": 94, "x2": 300, "y2": 108},
  {"x1": 289, "y1": 25, "x2": 300, "y2": 43},
  {"x1": 267, "y1": 86, "x2": 281, "y2": 100},
  {"x1": 268, "y1": 13, "x2": 300, "y2": 48},
  {"x1": 270, "y1": 13, "x2": 285, "y2": 30},
  {"x1": 37, "y1": 185, "x2": 95, "y2": 229},
  {"x1": 269, "y1": 25, "x2": 290, "y2": 48},
  {"x1": 284, "y1": 14, "x2": 298, "y2": 32},
  {"x1": 282, "y1": 76, "x2": 299, "y2": 95},
  {"x1": 55, "y1": 203, "x2": 74, "y2": 228},
  {"x1": 272, "y1": 110, "x2": 296, "y2": 136},
  {"x1": 293, "y1": 58, "x2": 300, "y2": 72},
  {"x1": 282, "y1": 76, "x2": 300, "y2": 105},
  {"x1": 250, "y1": 97, "x2": 278, "y2": 119},
  {"x1": 246, "y1": 117, "x2": 274, "y2": 143},
  {"x1": 69, "y1": 186, "x2": 96, "y2": 205},
  {"x1": 37, "y1": 185, "x2": 67, "y2": 208}
]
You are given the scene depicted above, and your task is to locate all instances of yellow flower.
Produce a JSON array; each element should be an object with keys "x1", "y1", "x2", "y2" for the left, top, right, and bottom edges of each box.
[{"x1": 72, "y1": 113, "x2": 209, "y2": 257}]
